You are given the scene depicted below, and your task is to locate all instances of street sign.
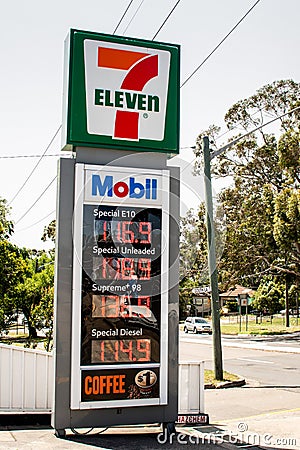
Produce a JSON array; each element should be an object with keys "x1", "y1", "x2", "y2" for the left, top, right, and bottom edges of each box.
[{"x1": 62, "y1": 29, "x2": 180, "y2": 153}]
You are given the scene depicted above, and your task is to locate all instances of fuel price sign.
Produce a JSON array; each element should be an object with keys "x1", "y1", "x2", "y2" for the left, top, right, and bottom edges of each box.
[{"x1": 71, "y1": 164, "x2": 169, "y2": 409}]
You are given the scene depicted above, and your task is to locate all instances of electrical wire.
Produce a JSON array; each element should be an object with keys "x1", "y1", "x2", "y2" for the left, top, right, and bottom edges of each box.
[
  {"x1": 9, "y1": 0, "x2": 262, "y2": 227},
  {"x1": 16, "y1": 210, "x2": 55, "y2": 232},
  {"x1": 180, "y1": 0, "x2": 262, "y2": 88},
  {"x1": 113, "y1": 0, "x2": 135, "y2": 34},
  {"x1": 152, "y1": 0, "x2": 181, "y2": 40},
  {"x1": 122, "y1": 0, "x2": 145, "y2": 35},
  {"x1": 15, "y1": 176, "x2": 57, "y2": 225},
  {"x1": 7, "y1": 0, "x2": 139, "y2": 226},
  {"x1": 8, "y1": 125, "x2": 61, "y2": 206},
  {"x1": 71, "y1": 427, "x2": 108, "y2": 435},
  {"x1": 0, "y1": 154, "x2": 69, "y2": 159}
]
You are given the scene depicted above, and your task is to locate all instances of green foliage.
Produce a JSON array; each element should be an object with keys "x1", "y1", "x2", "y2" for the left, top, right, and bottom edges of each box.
[
  {"x1": 179, "y1": 205, "x2": 210, "y2": 318},
  {"x1": 188, "y1": 79, "x2": 300, "y2": 317},
  {"x1": 32, "y1": 285, "x2": 54, "y2": 351},
  {"x1": 0, "y1": 240, "x2": 30, "y2": 298},
  {"x1": 180, "y1": 204, "x2": 208, "y2": 282},
  {"x1": 252, "y1": 279, "x2": 285, "y2": 313},
  {"x1": 179, "y1": 278, "x2": 196, "y2": 319},
  {"x1": 0, "y1": 197, "x2": 55, "y2": 343},
  {"x1": 41, "y1": 219, "x2": 56, "y2": 244},
  {"x1": 0, "y1": 197, "x2": 14, "y2": 239},
  {"x1": 12, "y1": 253, "x2": 54, "y2": 339},
  {"x1": 207, "y1": 80, "x2": 299, "y2": 288}
]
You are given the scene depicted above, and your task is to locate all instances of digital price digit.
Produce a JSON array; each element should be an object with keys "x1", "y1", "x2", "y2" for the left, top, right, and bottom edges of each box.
[
  {"x1": 101, "y1": 257, "x2": 151, "y2": 280},
  {"x1": 92, "y1": 295, "x2": 152, "y2": 318},
  {"x1": 101, "y1": 221, "x2": 151, "y2": 244},
  {"x1": 91, "y1": 339, "x2": 151, "y2": 363}
]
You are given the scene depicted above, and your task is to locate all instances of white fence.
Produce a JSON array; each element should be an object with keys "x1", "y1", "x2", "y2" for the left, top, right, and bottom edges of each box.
[
  {"x1": 0, "y1": 343, "x2": 53, "y2": 413},
  {"x1": 178, "y1": 361, "x2": 205, "y2": 414},
  {"x1": 0, "y1": 344, "x2": 205, "y2": 415}
]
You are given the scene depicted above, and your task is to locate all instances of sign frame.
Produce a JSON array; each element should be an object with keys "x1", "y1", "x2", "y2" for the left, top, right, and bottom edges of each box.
[
  {"x1": 62, "y1": 29, "x2": 180, "y2": 154},
  {"x1": 70, "y1": 163, "x2": 170, "y2": 410}
]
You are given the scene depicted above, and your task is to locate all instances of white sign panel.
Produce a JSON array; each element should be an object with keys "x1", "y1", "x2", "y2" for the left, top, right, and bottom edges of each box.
[{"x1": 84, "y1": 40, "x2": 171, "y2": 142}]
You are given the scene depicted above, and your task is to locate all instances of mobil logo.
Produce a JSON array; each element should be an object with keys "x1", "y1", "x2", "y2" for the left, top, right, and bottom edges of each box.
[
  {"x1": 84, "y1": 39, "x2": 171, "y2": 142},
  {"x1": 91, "y1": 174, "x2": 157, "y2": 200}
]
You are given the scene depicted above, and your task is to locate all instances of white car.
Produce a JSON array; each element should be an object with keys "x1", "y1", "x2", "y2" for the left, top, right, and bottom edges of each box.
[{"x1": 183, "y1": 317, "x2": 212, "y2": 334}]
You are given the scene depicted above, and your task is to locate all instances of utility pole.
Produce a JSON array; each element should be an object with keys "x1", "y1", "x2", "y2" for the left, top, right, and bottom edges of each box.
[{"x1": 202, "y1": 136, "x2": 223, "y2": 380}]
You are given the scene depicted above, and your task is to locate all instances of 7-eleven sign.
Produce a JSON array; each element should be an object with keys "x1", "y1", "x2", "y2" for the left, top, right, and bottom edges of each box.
[{"x1": 62, "y1": 30, "x2": 180, "y2": 153}]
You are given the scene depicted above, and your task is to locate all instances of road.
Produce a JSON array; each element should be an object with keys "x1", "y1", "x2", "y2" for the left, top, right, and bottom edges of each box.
[
  {"x1": 180, "y1": 331, "x2": 300, "y2": 438},
  {"x1": 179, "y1": 331, "x2": 300, "y2": 387}
]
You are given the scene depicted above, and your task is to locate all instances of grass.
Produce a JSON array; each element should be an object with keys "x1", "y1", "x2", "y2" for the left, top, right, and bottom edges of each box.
[
  {"x1": 0, "y1": 334, "x2": 49, "y2": 350},
  {"x1": 221, "y1": 315, "x2": 300, "y2": 335},
  {"x1": 204, "y1": 369, "x2": 240, "y2": 386}
]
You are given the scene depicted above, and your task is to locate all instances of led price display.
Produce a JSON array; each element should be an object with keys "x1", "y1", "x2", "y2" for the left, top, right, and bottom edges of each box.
[
  {"x1": 91, "y1": 339, "x2": 151, "y2": 363},
  {"x1": 80, "y1": 205, "x2": 162, "y2": 367},
  {"x1": 98, "y1": 221, "x2": 152, "y2": 244},
  {"x1": 92, "y1": 295, "x2": 151, "y2": 318},
  {"x1": 99, "y1": 257, "x2": 151, "y2": 280}
]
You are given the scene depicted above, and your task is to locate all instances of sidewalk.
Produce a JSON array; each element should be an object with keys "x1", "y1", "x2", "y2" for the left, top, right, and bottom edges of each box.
[
  {"x1": 0, "y1": 419, "x2": 241, "y2": 450},
  {"x1": 1, "y1": 408, "x2": 299, "y2": 449},
  {"x1": 190, "y1": 409, "x2": 300, "y2": 449}
]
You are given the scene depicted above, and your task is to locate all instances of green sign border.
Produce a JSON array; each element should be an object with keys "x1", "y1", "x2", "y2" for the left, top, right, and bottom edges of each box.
[{"x1": 63, "y1": 29, "x2": 180, "y2": 154}]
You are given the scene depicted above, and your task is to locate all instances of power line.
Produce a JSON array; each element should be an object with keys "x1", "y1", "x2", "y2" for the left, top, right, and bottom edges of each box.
[
  {"x1": 8, "y1": 0, "x2": 262, "y2": 224},
  {"x1": 152, "y1": 0, "x2": 181, "y2": 40},
  {"x1": 16, "y1": 210, "x2": 56, "y2": 232},
  {"x1": 0, "y1": 153, "x2": 68, "y2": 159},
  {"x1": 122, "y1": 0, "x2": 145, "y2": 35},
  {"x1": 8, "y1": 125, "x2": 61, "y2": 206},
  {"x1": 15, "y1": 176, "x2": 57, "y2": 225},
  {"x1": 113, "y1": 0, "x2": 135, "y2": 34},
  {"x1": 180, "y1": 0, "x2": 262, "y2": 88}
]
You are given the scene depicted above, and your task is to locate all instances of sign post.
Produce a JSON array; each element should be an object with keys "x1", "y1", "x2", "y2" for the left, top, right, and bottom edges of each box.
[{"x1": 52, "y1": 29, "x2": 180, "y2": 437}]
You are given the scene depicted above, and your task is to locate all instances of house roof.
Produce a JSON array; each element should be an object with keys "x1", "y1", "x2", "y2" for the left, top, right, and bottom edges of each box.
[{"x1": 219, "y1": 284, "x2": 255, "y2": 298}]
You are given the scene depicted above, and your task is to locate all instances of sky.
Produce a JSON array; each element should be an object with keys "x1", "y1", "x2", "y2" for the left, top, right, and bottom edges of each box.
[{"x1": 0, "y1": 0, "x2": 300, "y2": 251}]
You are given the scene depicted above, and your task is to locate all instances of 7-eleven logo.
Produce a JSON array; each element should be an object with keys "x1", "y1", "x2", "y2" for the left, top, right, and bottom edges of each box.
[{"x1": 84, "y1": 40, "x2": 171, "y2": 142}]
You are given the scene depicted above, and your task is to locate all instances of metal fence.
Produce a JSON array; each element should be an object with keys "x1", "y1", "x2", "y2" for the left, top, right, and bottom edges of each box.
[
  {"x1": 178, "y1": 361, "x2": 205, "y2": 414},
  {"x1": 0, "y1": 343, "x2": 53, "y2": 413},
  {"x1": 0, "y1": 344, "x2": 205, "y2": 415}
]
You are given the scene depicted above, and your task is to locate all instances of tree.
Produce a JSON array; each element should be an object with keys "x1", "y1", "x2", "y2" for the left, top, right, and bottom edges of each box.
[
  {"x1": 31, "y1": 285, "x2": 54, "y2": 351},
  {"x1": 12, "y1": 252, "x2": 54, "y2": 340},
  {"x1": 0, "y1": 197, "x2": 14, "y2": 239},
  {"x1": 180, "y1": 205, "x2": 208, "y2": 282},
  {"x1": 0, "y1": 196, "x2": 55, "y2": 343},
  {"x1": 0, "y1": 241, "x2": 31, "y2": 334},
  {"x1": 42, "y1": 219, "x2": 56, "y2": 243},
  {"x1": 252, "y1": 278, "x2": 285, "y2": 314},
  {"x1": 191, "y1": 80, "x2": 300, "y2": 317}
]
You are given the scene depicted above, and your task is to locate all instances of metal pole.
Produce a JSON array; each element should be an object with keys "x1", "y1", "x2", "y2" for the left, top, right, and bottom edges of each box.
[
  {"x1": 202, "y1": 136, "x2": 223, "y2": 380},
  {"x1": 296, "y1": 290, "x2": 299, "y2": 326},
  {"x1": 285, "y1": 275, "x2": 290, "y2": 327}
]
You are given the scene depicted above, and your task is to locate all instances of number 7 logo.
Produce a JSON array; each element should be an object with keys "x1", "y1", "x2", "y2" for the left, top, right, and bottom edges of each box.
[{"x1": 98, "y1": 47, "x2": 159, "y2": 140}]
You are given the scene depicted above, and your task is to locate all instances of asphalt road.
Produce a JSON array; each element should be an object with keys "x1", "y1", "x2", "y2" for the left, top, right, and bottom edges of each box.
[
  {"x1": 180, "y1": 331, "x2": 300, "y2": 387},
  {"x1": 180, "y1": 330, "x2": 300, "y2": 432}
]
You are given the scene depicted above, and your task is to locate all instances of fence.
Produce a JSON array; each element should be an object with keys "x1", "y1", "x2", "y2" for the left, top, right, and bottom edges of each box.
[
  {"x1": 0, "y1": 343, "x2": 53, "y2": 413},
  {"x1": 178, "y1": 361, "x2": 205, "y2": 414},
  {"x1": 0, "y1": 344, "x2": 205, "y2": 416}
]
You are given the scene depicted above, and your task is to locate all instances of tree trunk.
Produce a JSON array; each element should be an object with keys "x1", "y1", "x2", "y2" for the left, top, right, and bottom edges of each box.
[{"x1": 22, "y1": 308, "x2": 38, "y2": 338}]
